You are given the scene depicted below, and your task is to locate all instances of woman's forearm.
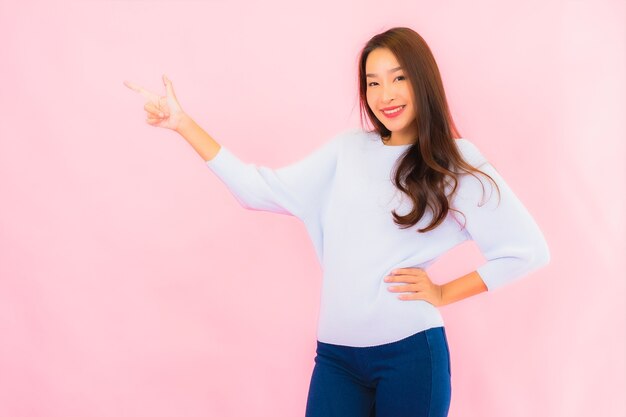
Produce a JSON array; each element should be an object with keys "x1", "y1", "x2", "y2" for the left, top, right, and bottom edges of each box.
[
  {"x1": 440, "y1": 270, "x2": 488, "y2": 306},
  {"x1": 175, "y1": 113, "x2": 221, "y2": 162}
]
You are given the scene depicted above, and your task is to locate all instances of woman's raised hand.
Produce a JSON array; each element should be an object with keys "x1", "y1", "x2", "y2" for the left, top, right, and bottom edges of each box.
[{"x1": 124, "y1": 74, "x2": 185, "y2": 131}]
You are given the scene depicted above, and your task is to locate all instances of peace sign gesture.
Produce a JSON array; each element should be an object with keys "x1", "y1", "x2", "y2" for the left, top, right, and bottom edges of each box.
[{"x1": 124, "y1": 74, "x2": 186, "y2": 131}]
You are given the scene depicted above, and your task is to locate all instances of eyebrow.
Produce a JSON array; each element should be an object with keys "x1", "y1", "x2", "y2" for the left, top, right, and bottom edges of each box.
[{"x1": 366, "y1": 66, "x2": 403, "y2": 78}]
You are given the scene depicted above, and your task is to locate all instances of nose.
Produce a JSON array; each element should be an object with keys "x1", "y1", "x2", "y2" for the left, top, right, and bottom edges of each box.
[{"x1": 382, "y1": 83, "x2": 396, "y2": 103}]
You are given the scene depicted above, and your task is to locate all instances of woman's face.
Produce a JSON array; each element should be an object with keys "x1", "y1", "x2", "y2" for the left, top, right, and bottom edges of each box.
[{"x1": 365, "y1": 48, "x2": 417, "y2": 143}]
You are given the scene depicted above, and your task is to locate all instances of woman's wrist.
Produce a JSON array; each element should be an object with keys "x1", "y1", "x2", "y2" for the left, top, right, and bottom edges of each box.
[
  {"x1": 440, "y1": 271, "x2": 488, "y2": 306},
  {"x1": 174, "y1": 112, "x2": 193, "y2": 135},
  {"x1": 173, "y1": 113, "x2": 221, "y2": 162}
]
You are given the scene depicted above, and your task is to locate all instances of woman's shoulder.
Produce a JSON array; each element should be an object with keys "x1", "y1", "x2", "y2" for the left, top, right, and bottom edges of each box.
[{"x1": 454, "y1": 137, "x2": 488, "y2": 168}]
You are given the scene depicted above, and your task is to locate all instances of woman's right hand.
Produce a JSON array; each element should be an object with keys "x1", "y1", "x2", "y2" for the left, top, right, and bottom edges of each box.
[{"x1": 124, "y1": 74, "x2": 186, "y2": 131}]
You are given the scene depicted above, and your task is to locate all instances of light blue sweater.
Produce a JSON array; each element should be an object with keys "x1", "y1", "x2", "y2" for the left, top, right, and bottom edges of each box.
[{"x1": 205, "y1": 128, "x2": 550, "y2": 346}]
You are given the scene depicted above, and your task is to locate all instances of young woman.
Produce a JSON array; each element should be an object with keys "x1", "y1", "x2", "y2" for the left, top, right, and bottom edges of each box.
[{"x1": 125, "y1": 26, "x2": 550, "y2": 417}]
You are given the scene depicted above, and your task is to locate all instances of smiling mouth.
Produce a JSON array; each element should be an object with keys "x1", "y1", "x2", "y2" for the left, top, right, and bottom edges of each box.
[{"x1": 381, "y1": 105, "x2": 406, "y2": 116}]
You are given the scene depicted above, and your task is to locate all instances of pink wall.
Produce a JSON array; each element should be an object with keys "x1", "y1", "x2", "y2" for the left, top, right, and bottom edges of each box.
[{"x1": 1, "y1": 0, "x2": 624, "y2": 416}]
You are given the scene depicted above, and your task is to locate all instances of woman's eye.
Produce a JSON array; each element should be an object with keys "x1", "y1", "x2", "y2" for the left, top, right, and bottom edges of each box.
[{"x1": 367, "y1": 76, "x2": 405, "y2": 87}]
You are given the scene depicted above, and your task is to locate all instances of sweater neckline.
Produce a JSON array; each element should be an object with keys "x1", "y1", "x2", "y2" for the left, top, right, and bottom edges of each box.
[
  {"x1": 376, "y1": 136, "x2": 468, "y2": 148},
  {"x1": 365, "y1": 130, "x2": 469, "y2": 150},
  {"x1": 381, "y1": 141, "x2": 413, "y2": 148},
  {"x1": 377, "y1": 137, "x2": 413, "y2": 149}
]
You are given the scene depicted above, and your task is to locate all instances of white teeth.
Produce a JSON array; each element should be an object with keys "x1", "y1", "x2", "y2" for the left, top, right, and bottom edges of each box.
[{"x1": 383, "y1": 106, "x2": 404, "y2": 114}]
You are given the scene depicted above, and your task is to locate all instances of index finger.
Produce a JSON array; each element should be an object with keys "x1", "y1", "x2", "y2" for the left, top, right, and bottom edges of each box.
[
  {"x1": 123, "y1": 80, "x2": 158, "y2": 101},
  {"x1": 392, "y1": 268, "x2": 421, "y2": 276}
]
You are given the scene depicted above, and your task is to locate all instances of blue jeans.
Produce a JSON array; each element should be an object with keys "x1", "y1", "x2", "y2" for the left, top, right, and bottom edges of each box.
[{"x1": 305, "y1": 326, "x2": 452, "y2": 417}]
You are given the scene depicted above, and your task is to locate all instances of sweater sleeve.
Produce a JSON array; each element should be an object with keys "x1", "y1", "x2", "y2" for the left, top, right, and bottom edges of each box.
[
  {"x1": 450, "y1": 141, "x2": 551, "y2": 291},
  {"x1": 204, "y1": 132, "x2": 344, "y2": 221}
]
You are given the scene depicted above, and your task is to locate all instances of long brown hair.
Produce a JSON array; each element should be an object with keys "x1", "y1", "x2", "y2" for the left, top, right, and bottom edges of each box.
[{"x1": 357, "y1": 26, "x2": 500, "y2": 232}]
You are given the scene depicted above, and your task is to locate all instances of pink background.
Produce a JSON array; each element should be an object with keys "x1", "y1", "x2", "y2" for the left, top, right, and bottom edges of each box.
[{"x1": 1, "y1": 0, "x2": 624, "y2": 416}]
